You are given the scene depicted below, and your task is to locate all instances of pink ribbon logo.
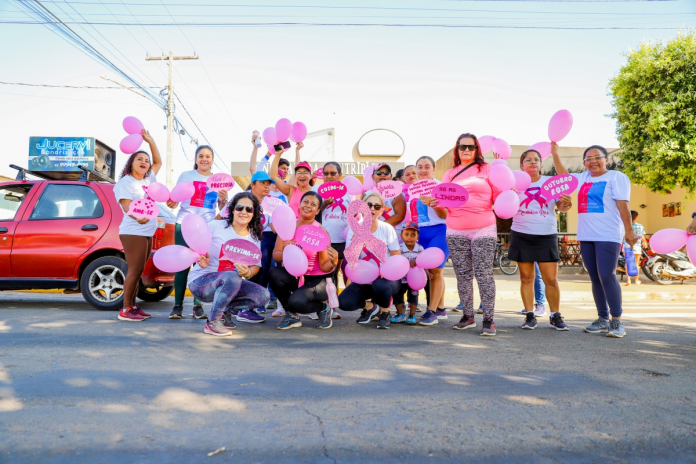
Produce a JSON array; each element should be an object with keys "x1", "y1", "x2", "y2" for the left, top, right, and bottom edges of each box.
[
  {"x1": 520, "y1": 187, "x2": 548, "y2": 209},
  {"x1": 328, "y1": 198, "x2": 347, "y2": 214},
  {"x1": 344, "y1": 200, "x2": 387, "y2": 270}
]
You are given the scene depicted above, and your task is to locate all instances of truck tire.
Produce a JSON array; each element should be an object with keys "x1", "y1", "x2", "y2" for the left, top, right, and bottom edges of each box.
[
  {"x1": 137, "y1": 284, "x2": 174, "y2": 302},
  {"x1": 80, "y1": 256, "x2": 127, "y2": 310}
]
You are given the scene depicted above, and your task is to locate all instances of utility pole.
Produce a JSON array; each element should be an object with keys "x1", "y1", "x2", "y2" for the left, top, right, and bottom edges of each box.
[{"x1": 145, "y1": 51, "x2": 198, "y2": 188}]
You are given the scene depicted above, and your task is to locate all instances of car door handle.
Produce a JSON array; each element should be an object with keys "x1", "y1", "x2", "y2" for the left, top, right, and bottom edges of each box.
[
  {"x1": 81, "y1": 224, "x2": 98, "y2": 231},
  {"x1": 0, "y1": 227, "x2": 7, "y2": 233}
]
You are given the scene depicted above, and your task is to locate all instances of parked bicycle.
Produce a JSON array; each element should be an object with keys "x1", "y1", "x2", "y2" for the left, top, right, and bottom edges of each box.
[{"x1": 494, "y1": 241, "x2": 518, "y2": 275}]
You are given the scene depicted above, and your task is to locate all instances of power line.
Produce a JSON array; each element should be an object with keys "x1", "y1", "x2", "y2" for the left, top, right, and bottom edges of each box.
[
  {"x1": 0, "y1": 90, "x2": 153, "y2": 104},
  {"x1": 0, "y1": 81, "x2": 159, "y2": 89}
]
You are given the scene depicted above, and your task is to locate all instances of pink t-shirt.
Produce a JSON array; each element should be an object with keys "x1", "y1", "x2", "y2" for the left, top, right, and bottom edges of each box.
[
  {"x1": 288, "y1": 186, "x2": 303, "y2": 219},
  {"x1": 441, "y1": 163, "x2": 502, "y2": 231},
  {"x1": 300, "y1": 221, "x2": 326, "y2": 276}
]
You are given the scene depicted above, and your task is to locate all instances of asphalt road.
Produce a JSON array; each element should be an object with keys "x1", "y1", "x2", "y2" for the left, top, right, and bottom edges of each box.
[{"x1": 1, "y1": 291, "x2": 695, "y2": 463}]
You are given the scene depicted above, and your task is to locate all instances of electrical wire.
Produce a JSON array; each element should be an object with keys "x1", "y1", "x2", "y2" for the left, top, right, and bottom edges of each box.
[{"x1": 0, "y1": 81, "x2": 159, "y2": 88}]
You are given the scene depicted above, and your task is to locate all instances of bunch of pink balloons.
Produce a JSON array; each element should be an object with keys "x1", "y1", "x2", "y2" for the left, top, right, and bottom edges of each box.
[
  {"x1": 476, "y1": 135, "x2": 512, "y2": 160},
  {"x1": 120, "y1": 116, "x2": 145, "y2": 154},
  {"x1": 346, "y1": 247, "x2": 445, "y2": 289},
  {"x1": 262, "y1": 118, "x2": 308, "y2": 154},
  {"x1": 488, "y1": 162, "x2": 522, "y2": 219},
  {"x1": 527, "y1": 110, "x2": 574, "y2": 160},
  {"x1": 145, "y1": 181, "x2": 195, "y2": 203},
  {"x1": 153, "y1": 214, "x2": 212, "y2": 273},
  {"x1": 271, "y1": 203, "x2": 310, "y2": 277}
]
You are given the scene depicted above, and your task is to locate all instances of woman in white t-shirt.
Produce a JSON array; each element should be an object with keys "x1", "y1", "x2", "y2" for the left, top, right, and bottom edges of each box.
[
  {"x1": 338, "y1": 192, "x2": 402, "y2": 329},
  {"x1": 575, "y1": 145, "x2": 637, "y2": 339},
  {"x1": 166, "y1": 145, "x2": 229, "y2": 320},
  {"x1": 112, "y1": 130, "x2": 162, "y2": 322},
  {"x1": 187, "y1": 192, "x2": 270, "y2": 337},
  {"x1": 508, "y1": 143, "x2": 572, "y2": 331},
  {"x1": 318, "y1": 162, "x2": 351, "y2": 290}
]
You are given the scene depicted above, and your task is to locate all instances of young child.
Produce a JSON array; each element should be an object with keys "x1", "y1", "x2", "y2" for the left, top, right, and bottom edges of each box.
[{"x1": 391, "y1": 222, "x2": 425, "y2": 325}]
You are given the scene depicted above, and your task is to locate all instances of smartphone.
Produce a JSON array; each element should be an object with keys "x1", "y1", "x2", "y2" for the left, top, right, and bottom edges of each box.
[{"x1": 273, "y1": 141, "x2": 292, "y2": 151}]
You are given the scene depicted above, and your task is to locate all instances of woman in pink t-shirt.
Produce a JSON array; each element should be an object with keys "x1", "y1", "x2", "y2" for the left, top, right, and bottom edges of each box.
[
  {"x1": 269, "y1": 191, "x2": 338, "y2": 330},
  {"x1": 440, "y1": 133, "x2": 502, "y2": 336}
]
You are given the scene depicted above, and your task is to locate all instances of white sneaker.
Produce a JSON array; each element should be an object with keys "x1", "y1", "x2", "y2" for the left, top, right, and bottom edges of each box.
[
  {"x1": 534, "y1": 303, "x2": 547, "y2": 317},
  {"x1": 272, "y1": 308, "x2": 285, "y2": 317},
  {"x1": 308, "y1": 312, "x2": 319, "y2": 320}
]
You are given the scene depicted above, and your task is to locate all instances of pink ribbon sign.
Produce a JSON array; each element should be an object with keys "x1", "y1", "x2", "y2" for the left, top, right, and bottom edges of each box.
[
  {"x1": 432, "y1": 182, "x2": 469, "y2": 208},
  {"x1": 375, "y1": 180, "x2": 403, "y2": 200},
  {"x1": 344, "y1": 200, "x2": 387, "y2": 269},
  {"x1": 261, "y1": 196, "x2": 285, "y2": 215},
  {"x1": 408, "y1": 179, "x2": 439, "y2": 199},
  {"x1": 540, "y1": 174, "x2": 578, "y2": 201},
  {"x1": 221, "y1": 239, "x2": 262, "y2": 266},
  {"x1": 206, "y1": 173, "x2": 235, "y2": 192},
  {"x1": 317, "y1": 181, "x2": 347, "y2": 199},
  {"x1": 128, "y1": 199, "x2": 159, "y2": 220},
  {"x1": 295, "y1": 224, "x2": 330, "y2": 252}
]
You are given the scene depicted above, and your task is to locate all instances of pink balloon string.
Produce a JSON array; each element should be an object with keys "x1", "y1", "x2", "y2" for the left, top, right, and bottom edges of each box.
[{"x1": 344, "y1": 200, "x2": 387, "y2": 269}]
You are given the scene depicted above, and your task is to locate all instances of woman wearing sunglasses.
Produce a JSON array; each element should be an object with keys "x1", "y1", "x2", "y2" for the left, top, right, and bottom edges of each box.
[
  {"x1": 187, "y1": 192, "x2": 270, "y2": 337},
  {"x1": 364, "y1": 163, "x2": 406, "y2": 232},
  {"x1": 269, "y1": 191, "x2": 339, "y2": 330},
  {"x1": 318, "y1": 162, "x2": 351, "y2": 293},
  {"x1": 269, "y1": 144, "x2": 314, "y2": 219},
  {"x1": 338, "y1": 192, "x2": 402, "y2": 330},
  {"x1": 442, "y1": 134, "x2": 503, "y2": 336}
]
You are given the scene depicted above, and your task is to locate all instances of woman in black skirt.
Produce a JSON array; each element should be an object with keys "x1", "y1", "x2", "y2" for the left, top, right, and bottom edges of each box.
[{"x1": 508, "y1": 143, "x2": 572, "y2": 331}]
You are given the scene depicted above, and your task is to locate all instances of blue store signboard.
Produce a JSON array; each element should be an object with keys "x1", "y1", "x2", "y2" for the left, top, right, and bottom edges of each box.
[{"x1": 28, "y1": 136, "x2": 95, "y2": 172}]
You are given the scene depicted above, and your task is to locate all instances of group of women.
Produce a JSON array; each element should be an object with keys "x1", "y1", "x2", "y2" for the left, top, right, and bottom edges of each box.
[{"x1": 114, "y1": 129, "x2": 639, "y2": 339}]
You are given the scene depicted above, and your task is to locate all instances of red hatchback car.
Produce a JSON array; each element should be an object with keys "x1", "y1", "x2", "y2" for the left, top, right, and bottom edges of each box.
[{"x1": 0, "y1": 172, "x2": 175, "y2": 310}]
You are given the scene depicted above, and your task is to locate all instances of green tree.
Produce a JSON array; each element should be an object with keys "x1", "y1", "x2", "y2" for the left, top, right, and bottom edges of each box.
[{"x1": 609, "y1": 30, "x2": 696, "y2": 195}]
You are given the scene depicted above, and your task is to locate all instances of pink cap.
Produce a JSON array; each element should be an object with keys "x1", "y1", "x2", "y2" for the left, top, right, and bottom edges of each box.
[{"x1": 295, "y1": 161, "x2": 312, "y2": 173}]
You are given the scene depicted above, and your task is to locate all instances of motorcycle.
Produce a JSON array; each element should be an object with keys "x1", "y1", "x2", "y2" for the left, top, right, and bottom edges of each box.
[
  {"x1": 617, "y1": 247, "x2": 656, "y2": 282},
  {"x1": 647, "y1": 250, "x2": 696, "y2": 285}
]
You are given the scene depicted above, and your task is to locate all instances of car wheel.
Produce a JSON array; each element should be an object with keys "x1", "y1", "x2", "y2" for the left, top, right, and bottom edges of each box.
[
  {"x1": 137, "y1": 283, "x2": 174, "y2": 302},
  {"x1": 80, "y1": 256, "x2": 127, "y2": 310}
]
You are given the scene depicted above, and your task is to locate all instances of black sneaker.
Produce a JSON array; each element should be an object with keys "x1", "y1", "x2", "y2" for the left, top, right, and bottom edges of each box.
[
  {"x1": 266, "y1": 298, "x2": 278, "y2": 310},
  {"x1": 357, "y1": 306, "x2": 379, "y2": 324},
  {"x1": 317, "y1": 306, "x2": 332, "y2": 329},
  {"x1": 377, "y1": 311, "x2": 390, "y2": 329},
  {"x1": 549, "y1": 313, "x2": 569, "y2": 331},
  {"x1": 169, "y1": 304, "x2": 183, "y2": 319},
  {"x1": 522, "y1": 312, "x2": 537, "y2": 330},
  {"x1": 222, "y1": 312, "x2": 237, "y2": 330},
  {"x1": 481, "y1": 318, "x2": 496, "y2": 336},
  {"x1": 192, "y1": 304, "x2": 207, "y2": 319}
]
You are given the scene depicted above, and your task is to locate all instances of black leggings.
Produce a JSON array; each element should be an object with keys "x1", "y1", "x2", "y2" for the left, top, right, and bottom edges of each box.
[
  {"x1": 580, "y1": 241, "x2": 622, "y2": 319},
  {"x1": 268, "y1": 267, "x2": 332, "y2": 314},
  {"x1": 338, "y1": 277, "x2": 401, "y2": 311},
  {"x1": 393, "y1": 282, "x2": 418, "y2": 306},
  {"x1": 119, "y1": 234, "x2": 153, "y2": 309}
]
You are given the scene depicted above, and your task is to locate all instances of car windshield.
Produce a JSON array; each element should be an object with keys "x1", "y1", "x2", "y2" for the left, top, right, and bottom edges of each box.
[{"x1": 0, "y1": 185, "x2": 33, "y2": 220}]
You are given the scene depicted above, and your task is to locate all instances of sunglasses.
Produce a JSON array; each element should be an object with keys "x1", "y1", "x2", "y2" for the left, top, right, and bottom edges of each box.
[
  {"x1": 367, "y1": 202, "x2": 383, "y2": 210},
  {"x1": 234, "y1": 205, "x2": 254, "y2": 213},
  {"x1": 323, "y1": 171, "x2": 339, "y2": 176},
  {"x1": 373, "y1": 170, "x2": 391, "y2": 176},
  {"x1": 458, "y1": 144, "x2": 477, "y2": 152}
]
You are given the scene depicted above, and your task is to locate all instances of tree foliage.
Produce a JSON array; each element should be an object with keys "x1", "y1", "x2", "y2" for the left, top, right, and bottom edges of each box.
[{"x1": 609, "y1": 30, "x2": 696, "y2": 195}]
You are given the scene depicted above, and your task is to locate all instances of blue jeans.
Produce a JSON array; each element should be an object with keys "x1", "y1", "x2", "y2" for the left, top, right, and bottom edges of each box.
[
  {"x1": 259, "y1": 231, "x2": 278, "y2": 300},
  {"x1": 534, "y1": 263, "x2": 546, "y2": 305},
  {"x1": 189, "y1": 271, "x2": 270, "y2": 321}
]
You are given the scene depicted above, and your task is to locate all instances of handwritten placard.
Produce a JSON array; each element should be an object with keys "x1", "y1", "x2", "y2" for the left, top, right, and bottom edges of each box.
[
  {"x1": 408, "y1": 179, "x2": 439, "y2": 200},
  {"x1": 221, "y1": 239, "x2": 262, "y2": 265},
  {"x1": 375, "y1": 180, "x2": 403, "y2": 200},
  {"x1": 317, "y1": 181, "x2": 347, "y2": 199},
  {"x1": 540, "y1": 174, "x2": 578, "y2": 200},
  {"x1": 261, "y1": 196, "x2": 285, "y2": 215},
  {"x1": 206, "y1": 173, "x2": 235, "y2": 192},
  {"x1": 128, "y1": 199, "x2": 159, "y2": 220},
  {"x1": 294, "y1": 224, "x2": 330, "y2": 252},
  {"x1": 432, "y1": 183, "x2": 469, "y2": 208}
]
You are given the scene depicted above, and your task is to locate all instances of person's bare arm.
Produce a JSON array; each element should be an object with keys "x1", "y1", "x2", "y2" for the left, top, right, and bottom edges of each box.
[
  {"x1": 556, "y1": 194, "x2": 572, "y2": 212},
  {"x1": 617, "y1": 200, "x2": 638, "y2": 246},
  {"x1": 687, "y1": 216, "x2": 696, "y2": 235},
  {"x1": 269, "y1": 148, "x2": 293, "y2": 196},
  {"x1": 249, "y1": 133, "x2": 261, "y2": 175},
  {"x1": 385, "y1": 195, "x2": 406, "y2": 227},
  {"x1": 551, "y1": 142, "x2": 568, "y2": 175},
  {"x1": 142, "y1": 130, "x2": 163, "y2": 175}
]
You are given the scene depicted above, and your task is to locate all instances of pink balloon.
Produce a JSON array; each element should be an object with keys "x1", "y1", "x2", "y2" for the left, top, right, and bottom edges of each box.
[
  {"x1": 291, "y1": 122, "x2": 307, "y2": 143},
  {"x1": 170, "y1": 182, "x2": 195, "y2": 202},
  {"x1": 345, "y1": 260, "x2": 380, "y2": 284},
  {"x1": 406, "y1": 267, "x2": 427, "y2": 291},
  {"x1": 153, "y1": 245, "x2": 199, "y2": 273},
  {"x1": 528, "y1": 141, "x2": 552, "y2": 160},
  {"x1": 416, "y1": 247, "x2": 446, "y2": 269},
  {"x1": 380, "y1": 255, "x2": 409, "y2": 281},
  {"x1": 512, "y1": 170, "x2": 532, "y2": 192},
  {"x1": 122, "y1": 116, "x2": 144, "y2": 135},
  {"x1": 478, "y1": 135, "x2": 496, "y2": 154},
  {"x1": 262, "y1": 127, "x2": 277, "y2": 146},
  {"x1": 146, "y1": 182, "x2": 170, "y2": 203},
  {"x1": 182, "y1": 213, "x2": 212, "y2": 255},
  {"x1": 120, "y1": 133, "x2": 143, "y2": 154},
  {"x1": 271, "y1": 204, "x2": 297, "y2": 241},
  {"x1": 650, "y1": 228, "x2": 689, "y2": 254},
  {"x1": 492, "y1": 138, "x2": 512, "y2": 160},
  {"x1": 342, "y1": 176, "x2": 364, "y2": 195},
  {"x1": 687, "y1": 235, "x2": 696, "y2": 264},
  {"x1": 489, "y1": 164, "x2": 516, "y2": 191},
  {"x1": 494, "y1": 190, "x2": 520, "y2": 219},
  {"x1": 283, "y1": 244, "x2": 308, "y2": 277},
  {"x1": 490, "y1": 159, "x2": 508, "y2": 167},
  {"x1": 548, "y1": 109, "x2": 573, "y2": 143},
  {"x1": 363, "y1": 164, "x2": 376, "y2": 191},
  {"x1": 275, "y1": 118, "x2": 293, "y2": 142}
]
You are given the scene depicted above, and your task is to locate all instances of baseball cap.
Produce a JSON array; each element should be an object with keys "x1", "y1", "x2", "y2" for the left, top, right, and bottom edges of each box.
[
  {"x1": 373, "y1": 163, "x2": 391, "y2": 173},
  {"x1": 295, "y1": 161, "x2": 312, "y2": 173},
  {"x1": 251, "y1": 171, "x2": 275, "y2": 184},
  {"x1": 402, "y1": 221, "x2": 419, "y2": 231}
]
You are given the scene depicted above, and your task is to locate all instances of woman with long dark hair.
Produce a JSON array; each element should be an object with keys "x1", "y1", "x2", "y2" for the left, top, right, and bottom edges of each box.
[
  {"x1": 442, "y1": 133, "x2": 503, "y2": 336},
  {"x1": 112, "y1": 129, "x2": 162, "y2": 321},
  {"x1": 187, "y1": 192, "x2": 270, "y2": 337}
]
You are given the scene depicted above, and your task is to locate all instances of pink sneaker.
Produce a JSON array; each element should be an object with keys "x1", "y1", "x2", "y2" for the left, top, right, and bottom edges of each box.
[
  {"x1": 118, "y1": 307, "x2": 146, "y2": 321},
  {"x1": 132, "y1": 305, "x2": 151, "y2": 319}
]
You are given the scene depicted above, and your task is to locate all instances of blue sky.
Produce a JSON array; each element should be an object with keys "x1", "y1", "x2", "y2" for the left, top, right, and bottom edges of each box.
[{"x1": 0, "y1": 0, "x2": 694, "y2": 180}]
